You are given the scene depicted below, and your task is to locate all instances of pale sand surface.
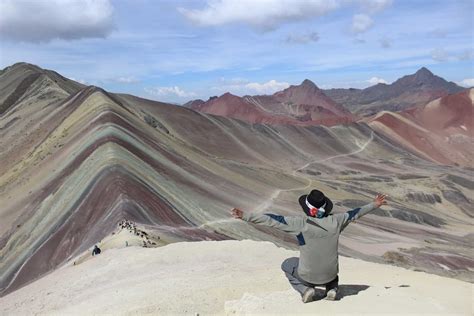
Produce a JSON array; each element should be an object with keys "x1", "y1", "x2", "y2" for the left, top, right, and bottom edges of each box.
[{"x1": 0, "y1": 240, "x2": 472, "y2": 315}]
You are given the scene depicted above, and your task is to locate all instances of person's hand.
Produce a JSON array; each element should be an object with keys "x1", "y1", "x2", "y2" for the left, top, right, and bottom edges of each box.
[
  {"x1": 374, "y1": 193, "x2": 388, "y2": 208},
  {"x1": 231, "y1": 208, "x2": 244, "y2": 219}
]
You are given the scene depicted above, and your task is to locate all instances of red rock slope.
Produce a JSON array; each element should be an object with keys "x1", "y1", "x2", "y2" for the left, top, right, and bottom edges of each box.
[
  {"x1": 188, "y1": 80, "x2": 354, "y2": 126},
  {"x1": 368, "y1": 88, "x2": 473, "y2": 166}
]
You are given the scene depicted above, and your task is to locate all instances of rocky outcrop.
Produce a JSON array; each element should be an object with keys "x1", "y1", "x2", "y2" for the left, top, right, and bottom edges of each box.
[
  {"x1": 372, "y1": 207, "x2": 446, "y2": 228},
  {"x1": 406, "y1": 192, "x2": 442, "y2": 204}
]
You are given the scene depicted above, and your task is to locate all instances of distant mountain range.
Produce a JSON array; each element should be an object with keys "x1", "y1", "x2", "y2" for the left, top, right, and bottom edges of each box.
[
  {"x1": 186, "y1": 67, "x2": 465, "y2": 123},
  {"x1": 0, "y1": 62, "x2": 472, "y2": 298},
  {"x1": 324, "y1": 67, "x2": 465, "y2": 116},
  {"x1": 185, "y1": 79, "x2": 354, "y2": 126}
]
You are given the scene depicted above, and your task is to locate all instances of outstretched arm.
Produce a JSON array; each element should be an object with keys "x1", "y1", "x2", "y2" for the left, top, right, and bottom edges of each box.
[
  {"x1": 338, "y1": 193, "x2": 388, "y2": 231},
  {"x1": 231, "y1": 208, "x2": 305, "y2": 235}
]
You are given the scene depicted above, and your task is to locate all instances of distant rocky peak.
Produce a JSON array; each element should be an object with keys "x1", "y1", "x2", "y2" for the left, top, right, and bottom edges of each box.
[
  {"x1": 301, "y1": 79, "x2": 318, "y2": 88},
  {"x1": 207, "y1": 92, "x2": 246, "y2": 105},
  {"x1": 416, "y1": 66, "x2": 433, "y2": 75},
  {"x1": 182, "y1": 99, "x2": 204, "y2": 108},
  {"x1": 218, "y1": 92, "x2": 242, "y2": 101},
  {"x1": 276, "y1": 79, "x2": 321, "y2": 97},
  {"x1": 393, "y1": 66, "x2": 443, "y2": 88},
  {"x1": 3, "y1": 62, "x2": 43, "y2": 75},
  {"x1": 414, "y1": 67, "x2": 435, "y2": 80}
]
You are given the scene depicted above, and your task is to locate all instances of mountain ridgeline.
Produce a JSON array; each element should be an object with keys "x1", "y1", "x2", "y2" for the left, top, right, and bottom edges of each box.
[
  {"x1": 0, "y1": 63, "x2": 472, "y2": 297},
  {"x1": 186, "y1": 67, "x2": 465, "y2": 123},
  {"x1": 186, "y1": 79, "x2": 354, "y2": 126},
  {"x1": 323, "y1": 67, "x2": 465, "y2": 115}
]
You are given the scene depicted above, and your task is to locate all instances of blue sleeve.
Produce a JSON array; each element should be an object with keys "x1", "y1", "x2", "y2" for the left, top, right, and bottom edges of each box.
[
  {"x1": 338, "y1": 202, "x2": 377, "y2": 232},
  {"x1": 242, "y1": 212, "x2": 306, "y2": 235}
]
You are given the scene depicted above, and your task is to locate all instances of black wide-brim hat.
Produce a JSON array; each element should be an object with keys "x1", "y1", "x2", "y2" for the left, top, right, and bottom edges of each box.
[{"x1": 299, "y1": 189, "x2": 333, "y2": 217}]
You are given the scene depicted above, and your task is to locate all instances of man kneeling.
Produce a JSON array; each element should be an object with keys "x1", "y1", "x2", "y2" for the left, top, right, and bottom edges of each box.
[{"x1": 232, "y1": 190, "x2": 387, "y2": 303}]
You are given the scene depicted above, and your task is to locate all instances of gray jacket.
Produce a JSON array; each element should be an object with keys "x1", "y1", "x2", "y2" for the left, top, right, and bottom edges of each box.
[{"x1": 242, "y1": 202, "x2": 377, "y2": 284}]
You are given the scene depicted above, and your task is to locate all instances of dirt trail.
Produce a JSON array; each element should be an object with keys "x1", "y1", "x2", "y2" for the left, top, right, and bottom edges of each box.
[{"x1": 254, "y1": 131, "x2": 374, "y2": 213}]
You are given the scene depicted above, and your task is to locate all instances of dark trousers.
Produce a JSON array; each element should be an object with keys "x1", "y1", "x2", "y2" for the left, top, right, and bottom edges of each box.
[{"x1": 281, "y1": 257, "x2": 338, "y2": 296}]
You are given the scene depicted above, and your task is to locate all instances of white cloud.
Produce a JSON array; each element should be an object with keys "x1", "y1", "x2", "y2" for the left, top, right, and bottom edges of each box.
[
  {"x1": 245, "y1": 80, "x2": 290, "y2": 94},
  {"x1": 431, "y1": 48, "x2": 448, "y2": 62},
  {"x1": 285, "y1": 31, "x2": 320, "y2": 44},
  {"x1": 458, "y1": 78, "x2": 474, "y2": 87},
  {"x1": 351, "y1": 14, "x2": 373, "y2": 34},
  {"x1": 349, "y1": 1, "x2": 391, "y2": 36},
  {"x1": 178, "y1": 0, "x2": 339, "y2": 31},
  {"x1": 144, "y1": 86, "x2": 196, "y2": 98},
  {"x1": 0, "y1": 0, "x2": 115, "y2": 42},
  {"x1": 113, "y1": 76, "x2": 139, "y2": 84},
  {"x1": 214, "y1": 79, "x2": 290, "y2": 95},
  {"x1": 367, "y1": 77, "x2": 388, "y2": 85}
]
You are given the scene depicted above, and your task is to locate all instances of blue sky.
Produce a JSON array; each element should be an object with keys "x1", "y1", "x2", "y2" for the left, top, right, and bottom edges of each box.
[{"x1": 0, "y1": 0, "x2": 473, "y2": 103}]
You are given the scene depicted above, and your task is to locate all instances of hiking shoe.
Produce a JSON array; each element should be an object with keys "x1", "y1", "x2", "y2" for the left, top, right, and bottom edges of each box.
[
  {"x1": 325, "y1": 288, "x2": 337, "y2": 301},
  {"x1": 302, "y1": 287, "x2": 316, "y2": 303}
]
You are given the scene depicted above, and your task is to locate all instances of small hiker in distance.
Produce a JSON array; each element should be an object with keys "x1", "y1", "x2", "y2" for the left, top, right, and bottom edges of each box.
[
  {"x1": 231, "y1": 190, "x2": 387, "y2": 303},
  {"x1": 92, "y1": 245, "x2": 101, "y2": 256}
]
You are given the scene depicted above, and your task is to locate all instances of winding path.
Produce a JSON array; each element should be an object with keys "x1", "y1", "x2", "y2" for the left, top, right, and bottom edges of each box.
[
  {"x1": 254, "y1": 131, "x2": 375, "y2": 212},
  {"x1": 189, "y1": 131, "x2": 374, "y2": 228}
]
